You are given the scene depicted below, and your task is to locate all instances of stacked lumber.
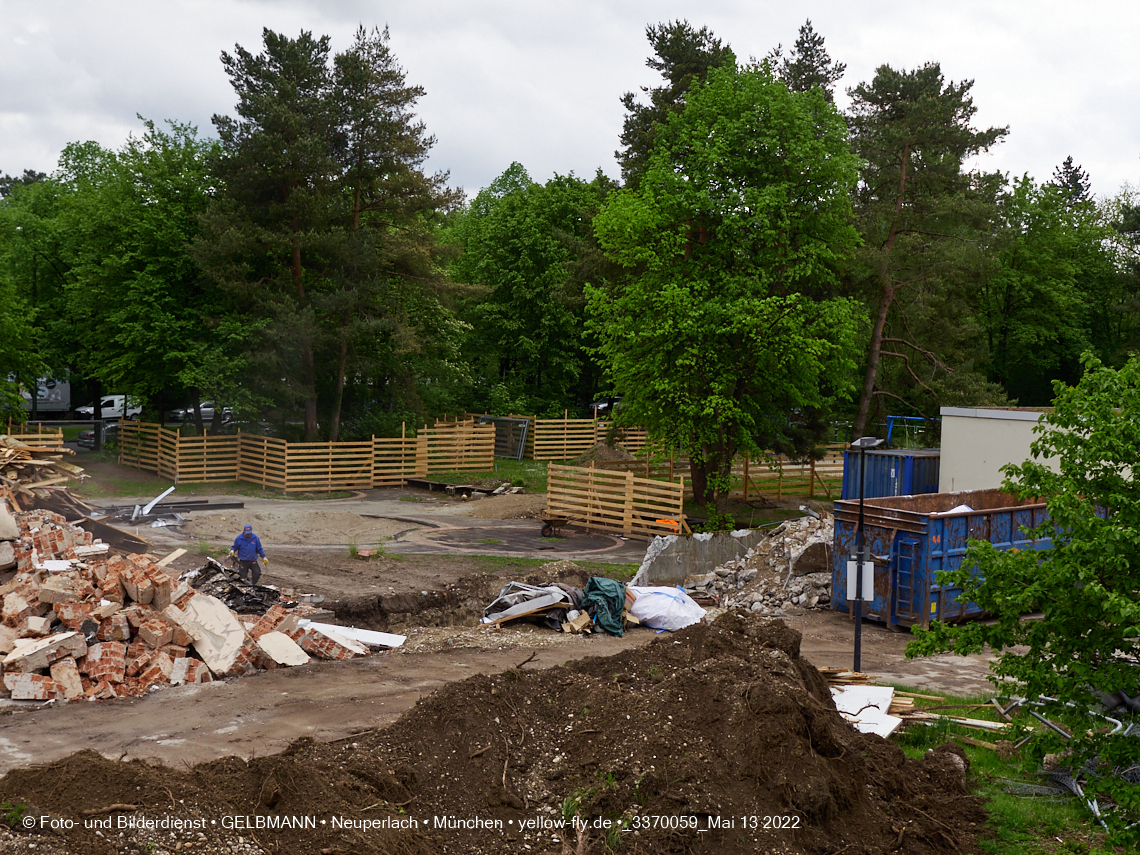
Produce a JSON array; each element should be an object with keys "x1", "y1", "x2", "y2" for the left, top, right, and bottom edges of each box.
[
  {"x1": 0, "y1": 435, "x2": 88, "y2": 514},
  {"x1": 0, "y1": 496, "x2": 372, "y2": 703}
]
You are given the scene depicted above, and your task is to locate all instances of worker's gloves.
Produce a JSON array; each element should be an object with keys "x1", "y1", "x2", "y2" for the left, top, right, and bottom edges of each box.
[
  {"x1": 228, "y1": 550, "x2": 235, "y2": 557},
  {"x1": 262, "y1": 556, "x2": 269, "y2": 564}
]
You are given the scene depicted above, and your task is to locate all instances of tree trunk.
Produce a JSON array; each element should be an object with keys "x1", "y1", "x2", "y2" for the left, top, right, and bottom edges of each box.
[
  {"x1": 89, "y1": 379, "x2": 103, "y2": 452},
  {"x1": 852, "y1": 144, "x2": 910, "y2": 438},
  {"x1": 290, "y1": 236, "x2": 319, "y2": 441},
  {"x1": 192, "y1": 391, "x2": 204, "y2": 437},
  {"x1": 689, "y1": 459, "x2": 711, "y2": 506},
  {"x1": 301, "y1": 342, "x2": 318, "y2": 441},
  {"x1": 329, "y1": 336, "x2": 349, "y2": 442}
]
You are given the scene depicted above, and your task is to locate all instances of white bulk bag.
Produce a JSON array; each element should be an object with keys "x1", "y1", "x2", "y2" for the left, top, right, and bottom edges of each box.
[{"x1": 628, "y1": 586, "x2": 705, "y2": 632}]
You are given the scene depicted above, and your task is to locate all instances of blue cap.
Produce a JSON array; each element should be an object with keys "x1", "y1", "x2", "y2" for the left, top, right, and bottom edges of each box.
[{"x1": 243, "y1": 524, "x2": 252, "y2": 533}]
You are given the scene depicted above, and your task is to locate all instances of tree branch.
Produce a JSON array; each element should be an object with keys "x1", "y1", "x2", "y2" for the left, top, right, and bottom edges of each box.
[{"x1": 881, "y1": 350, "x2": 937, "y2": 396}]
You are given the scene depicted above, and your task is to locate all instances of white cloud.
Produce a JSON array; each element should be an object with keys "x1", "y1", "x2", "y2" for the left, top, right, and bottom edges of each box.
[{"x1": 0, "y1": 0, "x2": 1136, "y2": 196}]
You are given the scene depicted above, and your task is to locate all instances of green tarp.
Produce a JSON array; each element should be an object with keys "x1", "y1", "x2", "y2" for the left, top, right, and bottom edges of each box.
[{"x1": 580, "y1": 576, "x2": 626, "y2": 637}]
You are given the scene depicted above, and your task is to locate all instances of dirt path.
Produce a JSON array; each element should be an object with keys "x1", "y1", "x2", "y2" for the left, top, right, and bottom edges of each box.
[{"x1": 0, "y1": 608, "x2": 998, "y2": 777}]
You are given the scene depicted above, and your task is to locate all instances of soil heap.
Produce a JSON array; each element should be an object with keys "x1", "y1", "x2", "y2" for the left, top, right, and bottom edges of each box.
[{"x1": 0, "y1": 612, "x2": 984, "y2": 855}]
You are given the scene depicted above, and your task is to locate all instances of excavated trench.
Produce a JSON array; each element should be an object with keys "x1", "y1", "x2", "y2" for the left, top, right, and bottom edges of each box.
[{"x1": 332, "y1": 563, "x2": 596, "y2": 632}]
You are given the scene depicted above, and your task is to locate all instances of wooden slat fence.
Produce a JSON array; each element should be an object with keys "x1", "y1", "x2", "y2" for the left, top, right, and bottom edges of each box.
[
  {"x1": 117, "y1": 421, "x2": 492, "y2": 492},
  {"x1": 546, "y1": 463, "x2": 688, "y2": 538},
  {"x1": 3, "y1": 428, "x2": 66, "y2": 449},
  {"x1": 237, "y1": 434, "x2": 288, "y2": 490},
  {"x1": 592, "y1": 444, "x2": 847, "y2": 500}
]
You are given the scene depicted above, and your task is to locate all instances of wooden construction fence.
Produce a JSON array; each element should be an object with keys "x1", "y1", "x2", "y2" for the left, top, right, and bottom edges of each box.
[
  {"x1": 465, "y1": 413, "x2": 648, "y2": 460},
  {"x1": 117, "y1": 421, "x2": 493, "y2": 492},
  {"x1": 593, "y1": 444, "x2": 847, "y2": 500},
  {"x1": 3, "y1": 421, "x2": 65, "y2": 449},
  {"x1": 546, "y1": 463, "x2": 689, "y2": 538}
]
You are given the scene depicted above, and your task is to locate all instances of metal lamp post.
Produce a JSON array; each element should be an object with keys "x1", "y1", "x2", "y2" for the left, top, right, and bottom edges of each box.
[{"x1": 850, "y1": 435, "x2": 884, "y2": 672}]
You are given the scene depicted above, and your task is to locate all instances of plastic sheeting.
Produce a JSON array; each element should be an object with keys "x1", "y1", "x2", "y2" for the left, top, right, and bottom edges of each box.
[
  {"x1": 580, "y1": 577, "x2": 627, "y2": 637},
  {"x1": 628, "y1": 586, "x2": 705, "y2": 632}
]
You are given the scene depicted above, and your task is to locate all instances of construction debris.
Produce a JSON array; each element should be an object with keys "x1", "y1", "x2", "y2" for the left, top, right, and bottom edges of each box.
[
  {"x1": 0, "y1": 435, "x2": 89, "y2": 514},
  {"x1": 179, "y1": 556, "x2": 288, "y2": 614},
  {"x1": 0, "y1": 489, "x2": 386, "y2": 703},
  {"x1": 688, "y1": 513, "x2": 834, "y2": 616}
]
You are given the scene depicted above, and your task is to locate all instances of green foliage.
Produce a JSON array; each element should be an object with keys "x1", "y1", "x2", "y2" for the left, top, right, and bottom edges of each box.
[
  {"x1": 196, "y1": 27, "x2": 460, "y2": 440},
  {"x1": 698, "y1": 505, "x2": 736, "y2": 533},
  {"x1": 908, "y1": 353, "x2": 1140, "y2": 837},
  {"x1": 768, "y1": 19, "x2": 846, "y2": 100},
  {"x1": 846, "y1": 62, "x2": 1009, "y2": 433},
  {"x1": 592, "y1": 61, "x2": 863, "y2": 509},
  {"x1": 617, "y1": 21, "x2": 735, "y2": 189},
  {"x1": 2, "y1": 801, "x2": 27, "y2": 828},
  {"x1": 448, "y1": 164, "x2": 616, "y2": 416},
  {"x1": 980, "y1": 177, "x2": 1117, "y2": 404}
]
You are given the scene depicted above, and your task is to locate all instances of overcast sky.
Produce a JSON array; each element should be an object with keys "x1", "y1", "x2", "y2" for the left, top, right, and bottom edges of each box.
[{"x1": 2, "y1": 0, "x2": 1137, "y2": 199}]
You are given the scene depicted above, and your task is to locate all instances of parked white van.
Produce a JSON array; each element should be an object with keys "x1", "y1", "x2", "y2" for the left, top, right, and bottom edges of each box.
[{"x1": 74, "y1": 395, "x2": 142, "y2": 420}]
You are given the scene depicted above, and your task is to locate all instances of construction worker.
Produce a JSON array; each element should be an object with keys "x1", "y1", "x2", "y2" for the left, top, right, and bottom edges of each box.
[{"x1": 229, "y1": 523, "x2": 267, "y2": 584}]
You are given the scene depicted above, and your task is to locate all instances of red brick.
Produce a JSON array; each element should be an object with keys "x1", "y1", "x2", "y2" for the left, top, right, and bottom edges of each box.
[
  {"x1": 50, "y1": 656, "x2": 84, "y2": 700},
  {"x1": 97, "y1": 613, "x2": 131, "y2": 642},
  {"x1": 137, "y1": 618, "x2": 172, "y2": 649},
  {"x1": 126, "y1": 649, "x2": 155, "y2": 678},
  {"x1": 83, "y1": 641, "x2": 126, "y2": 683},
  {"x1": 53, "y1": 601, "x2": 95, "y2": 630},
  {"x1": 3, "y1": 672, "x2": 64, "y2": 700},
  {"x1": 248, "y1": 605, "x2": 290, "y2": 640}
]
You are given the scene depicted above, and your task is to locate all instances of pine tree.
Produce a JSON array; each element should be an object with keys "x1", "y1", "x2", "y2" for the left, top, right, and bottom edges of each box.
[
  {"x1": 616, "y1": 21, "x2": 734, "y2": 188},
  {"x1": 769, "y1": 19, "x2": 846, "y2": 101},
  {"x1": 847, "y1": 63, "x2": 1008, "y2": 436},
  {"x1": 1051, "y1": 155, "x2": 1092, "y2": 204},
  {"x1": 197, "y1": 28, "x2": 456, "y2": 440}
]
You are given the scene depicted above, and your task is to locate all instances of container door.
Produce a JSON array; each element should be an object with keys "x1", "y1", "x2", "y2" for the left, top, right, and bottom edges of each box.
[{"x1": 892, "y1": 536, "x2": 923, "y2": 625}]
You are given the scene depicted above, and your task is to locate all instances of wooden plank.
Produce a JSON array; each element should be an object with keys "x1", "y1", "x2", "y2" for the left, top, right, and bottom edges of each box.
[{"x1": 156, "y1": 548, "x2": 187, "y2": 568}]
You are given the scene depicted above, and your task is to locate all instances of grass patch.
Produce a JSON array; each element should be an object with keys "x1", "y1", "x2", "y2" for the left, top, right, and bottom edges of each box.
[
  {"x1": 887, "y1": 686, "x2": 1117, "y2": 854},
  {"x1": 398, "y1": 495, "x2": 424, "y2": 503},
  {"x1": 475, "y1": 538, "x2": 504, "y2": 545},
  {"x1": 428, "y1": 459, "x2": 549, "y2": 493}
]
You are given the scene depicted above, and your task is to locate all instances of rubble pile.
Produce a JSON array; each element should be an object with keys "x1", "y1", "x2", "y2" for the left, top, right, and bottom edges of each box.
[
  {"x1": 683, "y1": 513, "x2": 834, "y2": 616},
  {"x1": 0, "y1": 495, "x2": 370, "y2": 703}
]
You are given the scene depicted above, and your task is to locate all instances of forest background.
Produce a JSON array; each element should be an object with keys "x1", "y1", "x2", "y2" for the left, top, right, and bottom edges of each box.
[{"x1": 1, "y1": 19, "x2": 1138, "y2": 503}]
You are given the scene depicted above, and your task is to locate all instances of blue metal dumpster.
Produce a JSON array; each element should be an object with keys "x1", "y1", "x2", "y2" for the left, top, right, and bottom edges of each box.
[
  {"x1": 831, "y1": 489, "x2": 1050, "y2": 629},
  {"x1": 841, "y1": 448, "x2": 941, "y2": 500}
]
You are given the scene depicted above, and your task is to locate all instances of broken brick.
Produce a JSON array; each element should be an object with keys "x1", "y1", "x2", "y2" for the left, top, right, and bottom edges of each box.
[
  {"x1": 3, "y1": 672, "x2": 63, "y2": 700},
  {"x1": 137, "y1": 618, "x2": 173, "y2": 649},
  {"x1": 3, "y1": 631, "x2": 87, "y2": 672},
  {"x1": 82, "y1": 641, "x2": 126, "y2": 683},
  {"x1": 49, "y1": 656, "x2": 84, "y2": 700}
]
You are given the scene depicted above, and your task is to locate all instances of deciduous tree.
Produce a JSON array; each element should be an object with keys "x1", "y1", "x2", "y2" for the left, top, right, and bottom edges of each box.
[{"x1": 592, "y1": 62, "x2": 863, "y2": 511}]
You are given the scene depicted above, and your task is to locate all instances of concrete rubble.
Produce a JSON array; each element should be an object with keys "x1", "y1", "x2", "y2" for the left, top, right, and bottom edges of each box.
[
  {"x1": 682, "y1": 513, "x2": 835, "y2": 619},
  {"x1": 0, "y1": 487, "x2": 393, "y2": 703}
]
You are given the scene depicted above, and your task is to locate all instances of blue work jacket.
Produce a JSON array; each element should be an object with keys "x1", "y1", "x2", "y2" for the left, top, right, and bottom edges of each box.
[{"x1": 231, "y1": 532, "x2": 265, "y2": 561}]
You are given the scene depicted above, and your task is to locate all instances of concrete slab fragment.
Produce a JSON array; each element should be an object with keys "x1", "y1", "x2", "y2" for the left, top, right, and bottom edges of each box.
[
  {"x1": 166, "y1": 595, "x2": 248, "y2": 676},
  {"x1": 2, "y1": 631, "x2": 87, "y2": 673},
  {"x1": 298, "y1": 620, "x2": 405, "y2": 649},
  {"x1": 257, "y1": 631, "x2": 310, "y2": 666}
]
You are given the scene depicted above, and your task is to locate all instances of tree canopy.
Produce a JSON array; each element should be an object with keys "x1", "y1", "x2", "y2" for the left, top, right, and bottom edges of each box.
[{"x1": 592, "y1": 61, "x2": 863, "y2": 512}]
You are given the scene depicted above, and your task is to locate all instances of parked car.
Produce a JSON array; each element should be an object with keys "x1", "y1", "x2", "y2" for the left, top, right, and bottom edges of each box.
[
  {"x1": 76, "y1": 422, "x2": 120, "y2": 449},
  {"x1": 74, "y1": 395, "x2": 141, "y2": 420},
  {"x1": 169, "y1": 401, "x2": 232, "y2": 423}
]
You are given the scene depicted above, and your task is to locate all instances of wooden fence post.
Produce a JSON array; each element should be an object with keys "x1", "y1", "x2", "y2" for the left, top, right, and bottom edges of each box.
[
  {"x1": 743, "y1": 455, "x2": 750, "y2": 502},
  {"x1": 809, "y1": 458, "x2": 816, "y2": 498},
  {"x1": 623, "y1": 471, "x2": 634, "y2": 537}
]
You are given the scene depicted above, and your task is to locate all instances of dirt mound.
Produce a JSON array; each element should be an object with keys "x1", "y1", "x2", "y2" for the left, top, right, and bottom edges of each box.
[
  {"x1": 572, "y1": 443, "x2": 636, "y2": 465},
  {"x1": 0, "y1": 613, "x2": 984, "y2": 855}
]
